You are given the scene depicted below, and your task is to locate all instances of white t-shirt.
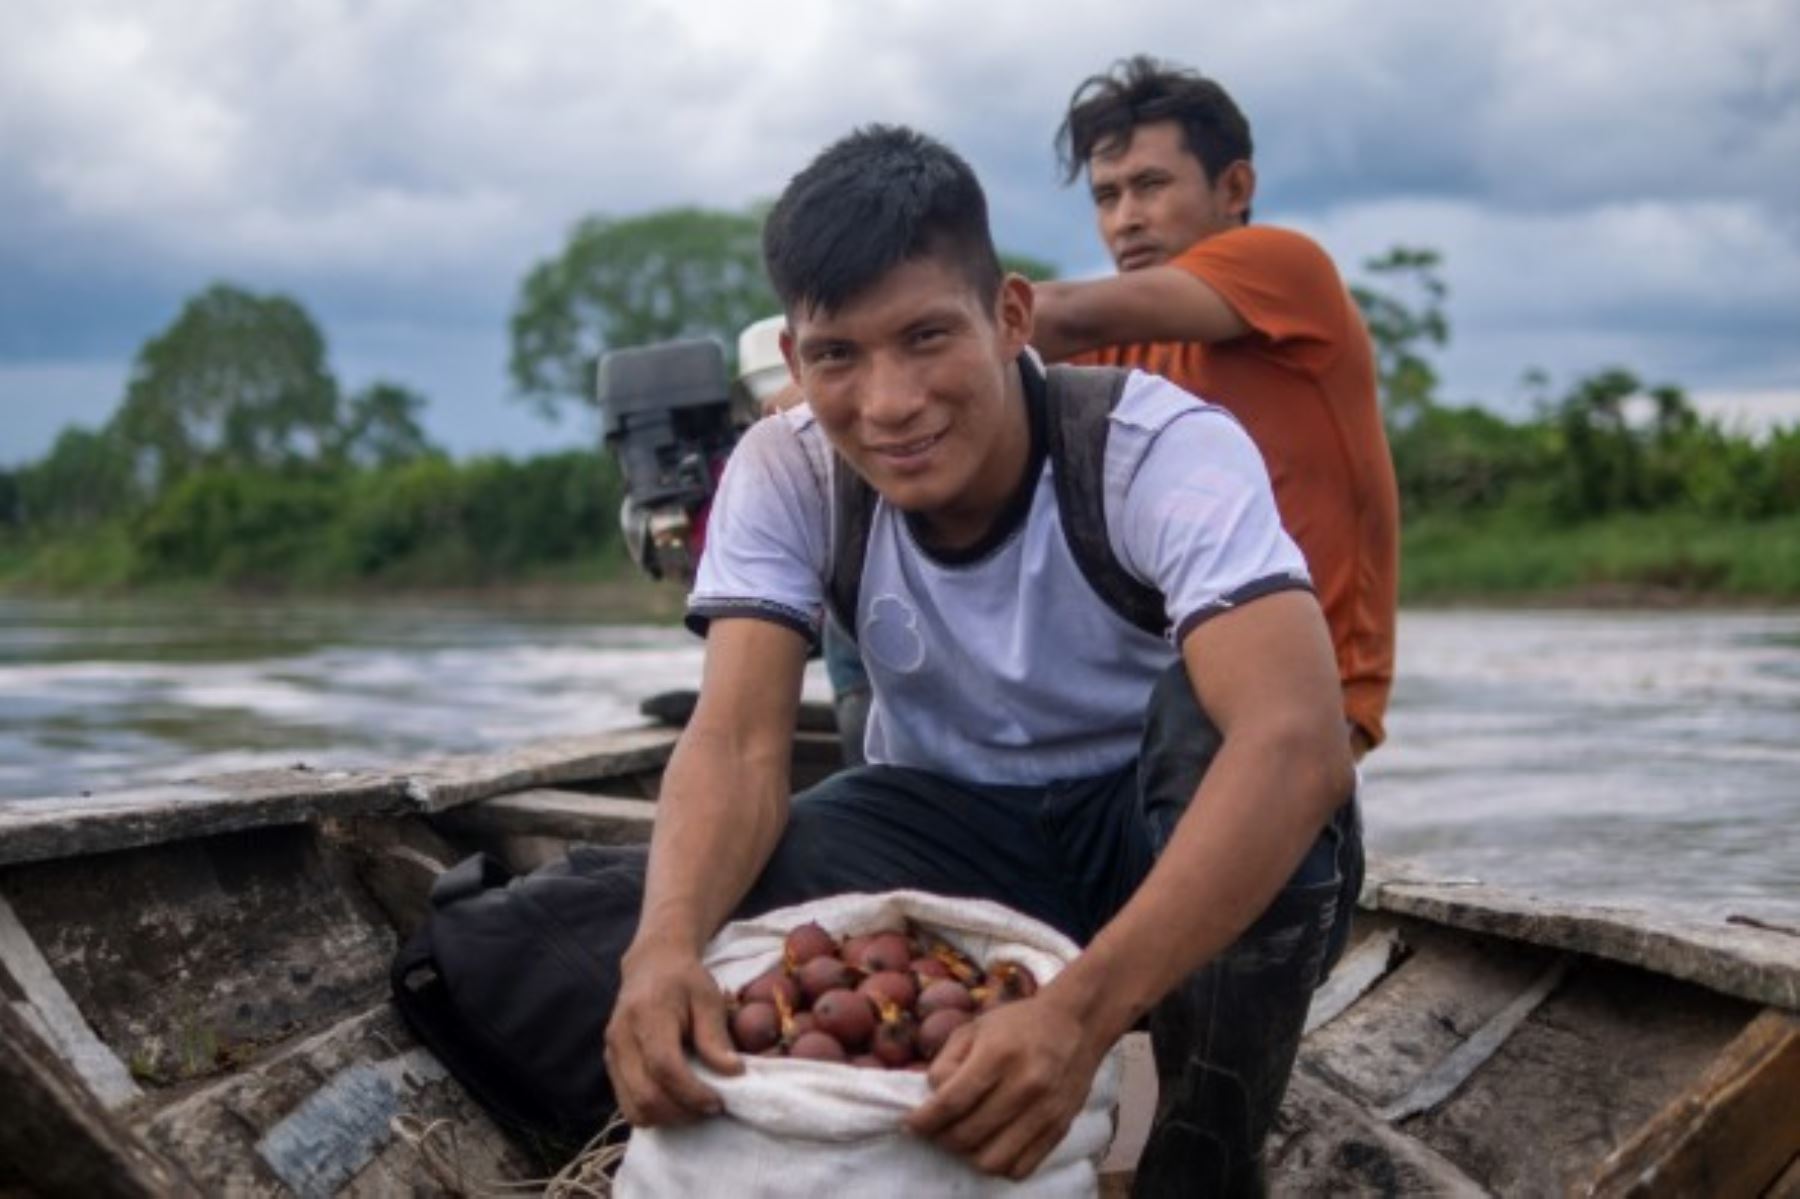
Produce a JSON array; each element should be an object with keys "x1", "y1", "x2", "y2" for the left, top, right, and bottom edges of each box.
[{"x1": 689, "y1": 365, "x2": 1310, "y2": 785}]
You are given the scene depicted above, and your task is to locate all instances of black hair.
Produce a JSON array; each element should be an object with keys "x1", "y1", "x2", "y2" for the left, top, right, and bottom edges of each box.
[
  {"x1": 762, "y1": 125, "x2": 1004, "y2": 317},
  {"x1": 1055, "y1": 55, "x2": 1254, "y2": 209}
]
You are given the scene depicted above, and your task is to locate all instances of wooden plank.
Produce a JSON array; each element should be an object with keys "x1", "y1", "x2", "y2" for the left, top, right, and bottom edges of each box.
[
  {"x1": 1269, "y1": 1072, "x2": 1489, "y2": 1197},
  {"x1": 0, "y1": 893, "x2": 140, "y2": 1108},
  {"x1": 1, "y1": 825, "x2": 396, "y2": 1089},
  {"x1": 432, "y1": 787, "x2": 658, "y2": 845},
  {"x1": 1585, "y1": 1008, "x2": 1800, "y2": 1198},
  {"x1": 0, "y1": 994, "x2": 197, "y2": 1198},
  {"x1": 1401, "y1": 949, "x2": 1753, "y2": 1196},
  {"x1": 1305, "y1": 926, "x2": 1407, "y2": 1035},
  {"x1": 1764, "y1": 1153, "x2": 1800, "y2": 1199},
  {"x1": 1364, "y1": 863, "x2": 1800, "y2": 1011},
  {"x1": 401, "y1": 724, "x2": 681, "y2": 812},
  {"x1": 139, "y1": 1002, "x2": 532, "y2": 1196},
  {"x1": 1377, "y1": 955, "x2": 1571, "y2": 1122},
  {"x1": 0, "y1": 769, "x2": 408, "y2": 868},
  {"x1": 1299, "y1": 918, "x2": 1556, "y2": 1111}
]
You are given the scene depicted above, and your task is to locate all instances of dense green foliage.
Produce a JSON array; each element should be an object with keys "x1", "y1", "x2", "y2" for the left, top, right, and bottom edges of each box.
[{"x1": 2, "y1": 219, "x2": 1794, "y2": 599}]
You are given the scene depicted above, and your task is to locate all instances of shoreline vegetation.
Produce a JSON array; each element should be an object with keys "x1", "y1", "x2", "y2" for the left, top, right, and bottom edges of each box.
[{"x1": 4, "y1": 236, "x2": 1797, "y2": 608}]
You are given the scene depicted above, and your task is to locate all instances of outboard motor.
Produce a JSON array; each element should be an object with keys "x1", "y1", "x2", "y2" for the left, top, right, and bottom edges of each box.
[{"x1": 598, "y1": 338, "x2": 751, "y2": 581}]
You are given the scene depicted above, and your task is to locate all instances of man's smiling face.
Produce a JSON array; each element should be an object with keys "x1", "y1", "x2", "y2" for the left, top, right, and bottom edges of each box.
[{"x1": 781, "y1": 253, "x2": 1034, "y2": 551}]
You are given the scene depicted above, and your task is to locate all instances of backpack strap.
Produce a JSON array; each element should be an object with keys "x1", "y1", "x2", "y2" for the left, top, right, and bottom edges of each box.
[
  {"x1": 1043, "y1": 364, "x2": 1167, "y2": 638},
  {"x1": 825, "y1": 361, "x2": 1166, "y2": 641},
  {"x1": 826, "y1": 452, "x2": 877, "y2": 640}
]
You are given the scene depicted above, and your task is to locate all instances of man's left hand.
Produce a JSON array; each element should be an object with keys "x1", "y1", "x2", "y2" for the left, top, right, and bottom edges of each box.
[{"x1": 903, "y1": 994, "x2": 1111, "y2": 1181}]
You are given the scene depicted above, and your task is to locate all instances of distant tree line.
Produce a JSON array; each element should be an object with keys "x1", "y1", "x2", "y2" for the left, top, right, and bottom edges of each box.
[
  {"x1": 1, "y1": 211, "x2": 1794, "y2": 594},
  {"x1": 1356, "y1": 248, "x2": 1800, "y2": 525}
]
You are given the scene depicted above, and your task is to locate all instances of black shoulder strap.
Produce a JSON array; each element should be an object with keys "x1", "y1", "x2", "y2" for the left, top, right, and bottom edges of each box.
[
  {"x1": 826, "y1": 362, "x2": 1165, "y2": 640},
  {"x1": 826, "y1": 454, "x2": 877, "y2": 640},
  {"x1": 1043, "y1": 364, "x2": 1167, "y2": 637}
]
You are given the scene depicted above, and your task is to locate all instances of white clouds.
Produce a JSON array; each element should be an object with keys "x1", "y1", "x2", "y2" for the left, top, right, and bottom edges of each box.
[{"x1": 0, "y1": 0, "x2": 1794, "y2": 455}]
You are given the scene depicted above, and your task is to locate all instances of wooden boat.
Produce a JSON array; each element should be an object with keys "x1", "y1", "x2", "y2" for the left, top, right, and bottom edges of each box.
[{"x1": 2, "y1": 706, "x2": 1796, "y2": 1197}]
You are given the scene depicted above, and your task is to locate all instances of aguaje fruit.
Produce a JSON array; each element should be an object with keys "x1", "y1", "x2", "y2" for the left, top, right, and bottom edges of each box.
[
  {"x1": 783, "y1": 921, "x2": 837, "y2": 968},
  {"x1": 731, "y1": 921, "x2": 1035, "y2": 1069},
  {"x1": 796, "y1": 955, "x2": 858, "y2": 1002},
  {"x1": 730, "y1": 1001, "x2": 780, "y2": 1054},
  {"x1": 918, "y1": 1008, "x2": 973, "y2": 1060},
  {"x1": 813, "y1": 989, "x2": 877, "y2": 1051},
  {"x1": 789, "y1": 1030, "x2": 848, "y2": 1062},
  {"x1": 858, "y1": 970, "x2": 918, "y2": 1011},
  {"x1": 917, "y1": 980, "x2": 976, "y2": 1019}
]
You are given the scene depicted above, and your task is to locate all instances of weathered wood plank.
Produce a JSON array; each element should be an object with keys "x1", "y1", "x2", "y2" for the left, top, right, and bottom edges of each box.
[
  {"x1": 0, "y1": 769, "x2": 408, "y2": 868},
  {"x1": 401, "y1": 724, "x2": 681, "y2": 812},
  {"x1": 0, "y1": 993, "x2": 197, "y2": 1198},
  {"x1": 1, "y1": 825, "x2": 395, "y2": 1088},
  {"x1": 1305, "y1": 926, "x2": 1407, "y2": 1036},
  {"x1": 0, "y1": 893, "x2": 139, "y2": 1108},
  {"x1": 1585, "y1": 1008, "x2": 1800, "y2": 1198},
  {"x1": 1365, "y1": 863, "x2": 1800, "y2": 1011},
  {"x1": 1268, "y1": 1072, "x2": 1489, "y2": 1197},
  {"x1": 432, "y1": 787, "x2": 658, "y2": 845},
  {"x1": 1765, "y1": 1153, "x2": 1800, "y2": 1199},
  {"x1": 139, "y1": 1002, "x2": 532, "y2": 1197},
  {"x1": 1377, "y1": 955, "x2": 1570, "y2": 1122},
  {"x1": 1299, "y1": 917, "x2": 1556, "y2": 1110},
  {"x1": 1404, "y1": 950, "x2": 1754, "y2": 1195}
]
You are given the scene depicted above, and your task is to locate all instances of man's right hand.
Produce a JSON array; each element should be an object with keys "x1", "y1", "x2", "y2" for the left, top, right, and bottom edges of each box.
[{"x1": 604, "y1": 940, "x2": 742, "y2": 1127}]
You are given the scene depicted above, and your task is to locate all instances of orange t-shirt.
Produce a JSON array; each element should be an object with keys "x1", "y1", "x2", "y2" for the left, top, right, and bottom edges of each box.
[{"x1": 1073, "y1": 225, "x2": 1399, "y2": 747}]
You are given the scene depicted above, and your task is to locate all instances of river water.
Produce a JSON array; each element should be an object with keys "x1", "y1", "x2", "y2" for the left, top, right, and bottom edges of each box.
[{"x1": 2, "y1": 597, "x2": 1795, "y2": 925}]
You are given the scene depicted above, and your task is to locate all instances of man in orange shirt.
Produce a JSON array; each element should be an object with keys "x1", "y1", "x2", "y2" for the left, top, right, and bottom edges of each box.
[{"x1": 1033, "y1": 56, "x2": 1399, "y2": 760}]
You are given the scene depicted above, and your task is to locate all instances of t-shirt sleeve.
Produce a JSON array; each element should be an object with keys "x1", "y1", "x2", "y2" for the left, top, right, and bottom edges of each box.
[
  {"x1": 1170, "y1": 226, "x2": 1350, "y2": 373},
  {"x1": 1106, "y1": 374, "x2": 1313, "y2": 644},
  {"x1": 685, "y1": 411, "x2": 830, "y2": 642}
]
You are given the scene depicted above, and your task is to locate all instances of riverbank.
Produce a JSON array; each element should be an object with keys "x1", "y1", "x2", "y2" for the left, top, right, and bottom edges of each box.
[{"x1": 6, "y1": 509, "x2": 1800, "y2": 608}]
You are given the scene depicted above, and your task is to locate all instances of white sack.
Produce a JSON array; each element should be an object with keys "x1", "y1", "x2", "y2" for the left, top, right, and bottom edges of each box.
[{"x1": 615, "y1": 890, "x2": 1123, "y2": 1198}]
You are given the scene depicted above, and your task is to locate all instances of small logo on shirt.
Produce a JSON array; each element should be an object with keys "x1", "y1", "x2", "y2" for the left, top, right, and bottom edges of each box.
[{"x1": 863, "y1": 593, "x2": 926, "y2": 674}]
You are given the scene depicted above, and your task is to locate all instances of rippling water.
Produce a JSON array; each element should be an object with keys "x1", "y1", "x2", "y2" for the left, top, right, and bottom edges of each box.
[{"x1": 2, "y1": 597, "x2": 1795, "y2": 924}]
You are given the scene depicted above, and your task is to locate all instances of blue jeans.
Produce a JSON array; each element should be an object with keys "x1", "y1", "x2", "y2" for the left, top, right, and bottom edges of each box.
[{"x1": 740, "y1": 662, "x2": 1362, "y2": 1196}]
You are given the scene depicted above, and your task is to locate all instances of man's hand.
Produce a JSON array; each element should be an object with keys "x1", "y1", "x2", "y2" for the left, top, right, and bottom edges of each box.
[
  {"x1": 904, "y1": 994, "x2": 1112, "y2": 1181},
  {"x1": 604, "y1": 941, "x2": 741, "y2": 1127}
]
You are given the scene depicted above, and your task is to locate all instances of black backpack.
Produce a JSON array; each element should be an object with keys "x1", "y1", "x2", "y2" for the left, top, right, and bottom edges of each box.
[
  {"x1": 389, "y1": 845, "x2": 647, "y2": 1162},
  {"x1": 827, "y1": 362, "x2": 1166, "y2": 640}
]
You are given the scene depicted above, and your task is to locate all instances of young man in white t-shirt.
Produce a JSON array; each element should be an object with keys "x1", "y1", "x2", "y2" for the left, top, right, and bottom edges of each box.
[{"x1": 604, "y1": 125, "x2": 1359, "y2": 1194}]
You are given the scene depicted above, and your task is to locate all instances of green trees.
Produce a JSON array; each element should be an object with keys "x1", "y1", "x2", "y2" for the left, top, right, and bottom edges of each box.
[
  {"x1": 509, "y1": 207, "x2": 778, "y2": 420},
  {"x1": 111, "y1": 284, "x2": 344, "y2": 490}
]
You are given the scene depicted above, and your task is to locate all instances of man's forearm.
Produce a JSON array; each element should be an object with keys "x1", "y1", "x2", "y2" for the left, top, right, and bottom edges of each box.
[
  {"x1": 632, "y1": 723, "x2": 793, "y2": 957},
  {"x1": 1045, "y1": 721, "x2": 1351, "y2": 1042}
]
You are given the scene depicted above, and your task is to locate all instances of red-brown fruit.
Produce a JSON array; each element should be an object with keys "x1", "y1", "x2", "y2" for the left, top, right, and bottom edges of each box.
[
  {"x1": 854, "y1": 931, "x2": 914, "y2": 974},
  {"x1": 840, "y1": 934, "x2": 876, "y2": 967},
  {"x1": 918, "y1": 1008, "x2": 973, "y2": 1060},
  {"x1": 929, "y1": 940, "x2": 983, "y2": 985},
  {"x1": 849, "y1": 1053, "x2": 884, "y2": 1069},
  {"x1": 730, "y1": 1002, "x2": 780, "y2": 1054},
  {"x1": 783, "y1": 921, "x2": 837, "y2": 968},
  {"x1": 872, "y1": 1016, "x2": 916, "y2": 1067},
  {"x1": 858, "y1": 970, "x2": 918, "y2": 1012},
  {"x1": 740, "y1": 968, "x2": 799, "y2": 1009},
  {"x1": 812, "y1": 989, "x2": 876, "y2": 1050},
  {"x1": 788, "y1": 1030, "x2": 848, "y2": 1062},
  {"x1": 789, "y1": 1011, "x2": 816, "y2": 1039},
  {"x1": 910, "y1": 956, "x2": 951, "y2": 981},
  {"x1": 917, "y1": 979, "x2": 976, "y2": 1018},
  {"x1": 989, "y1": 960, "x2": 1039, "y2": 999},
  {"x1": 796, "y1": 955, "x2": 858, "y2": 1001}
]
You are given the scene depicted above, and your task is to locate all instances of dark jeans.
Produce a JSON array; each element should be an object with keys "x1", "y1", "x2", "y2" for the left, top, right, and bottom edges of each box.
[{"x1": 740, "y1": 663, "x2": 1362, "y2": 1197}]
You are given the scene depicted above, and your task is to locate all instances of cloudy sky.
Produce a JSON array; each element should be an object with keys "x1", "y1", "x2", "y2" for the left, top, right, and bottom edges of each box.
[{"x1": 3, "y1": 0, "x2": 1797, "y2": 466}]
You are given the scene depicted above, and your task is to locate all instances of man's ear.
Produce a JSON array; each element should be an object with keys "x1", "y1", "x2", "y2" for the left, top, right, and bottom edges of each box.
[
  {"x1": 778, "y1": 326, "x2": 800, "y2": 383},
  {"x1": 1220, "y1": 160, "x2": 1257, "y2": 222},
  {"x1": 996, "y1": 273, "x2": 1036, "y2": 355}
]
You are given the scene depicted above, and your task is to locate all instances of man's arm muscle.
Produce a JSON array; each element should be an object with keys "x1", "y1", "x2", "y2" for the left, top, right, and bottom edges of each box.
[{"x1": 1032, "y1": 268, "x2": 1249, "y2": 361}]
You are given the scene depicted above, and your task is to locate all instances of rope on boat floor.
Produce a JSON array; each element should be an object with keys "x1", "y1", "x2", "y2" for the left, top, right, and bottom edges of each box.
[{"x1": 391, "y1": 1112, "x2": 630, "y2": 1198}]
